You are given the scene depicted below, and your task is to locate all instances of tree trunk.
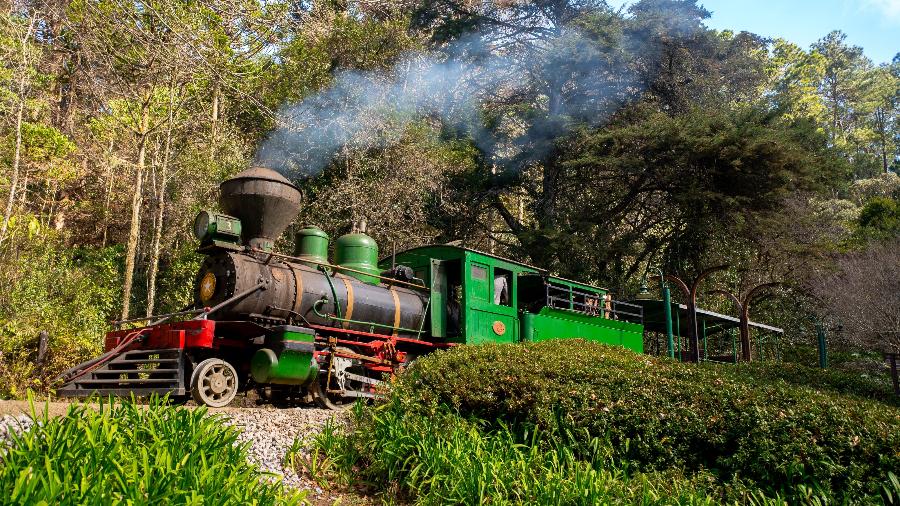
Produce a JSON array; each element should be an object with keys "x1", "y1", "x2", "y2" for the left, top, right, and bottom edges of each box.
[
  {"x1": 211, "y1": 82, "x2": 219, "y2": 137},
  {"x1": 0, "y1": 17, "x2": 36, "y2": 247},
  {"x1": 101, "y1": 139, "x2": 114, "y2": 247},
  {"x1": 36, "y1": 330, "x2": 49, "y2": 366},
  {"x1": 146, "y1": 87, "x2": 176, "y2": 317},
  {"x1": 876, "y1": 108, "x2": 889, "y2": 174},
  {"x1": 0, "y1": 97, "x2": 26, "y2": 246},
  {"x1": 829, "y1": 78, "x2": 838, "y2": 139},
  {"x1": 145, "y1": 169, "x2": 164, "y2": 317},
  {"x1": 121, "y1": 98, "x2": 151, "y2": 320},
  {"x1": 538, "y1": 81, "x2": 564, "y2": 232},
  {"x1": 16, "y1": 172, "x2": 29, "y2": 215}
]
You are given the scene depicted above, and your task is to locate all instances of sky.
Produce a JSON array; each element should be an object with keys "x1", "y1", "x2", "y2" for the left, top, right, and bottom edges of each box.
[{"x1": 608, "y1": 0, "x2": 899, "y2": 64}]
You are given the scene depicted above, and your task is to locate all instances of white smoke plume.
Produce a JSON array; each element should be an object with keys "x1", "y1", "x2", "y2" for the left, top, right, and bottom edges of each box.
[{"x1": 255, "y1": 28, "x2": 643, "y2": 178}]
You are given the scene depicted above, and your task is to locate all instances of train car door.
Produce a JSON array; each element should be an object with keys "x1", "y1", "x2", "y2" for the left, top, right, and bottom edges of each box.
[
  {"x1": 465, "y1": 261, "x2": 518, "y2": 344},
  {"x1": 430, "y1": 258, "x2": 463, "y2": 343},
  {"x1": 430, "y1": 259, "x2": 447, "y2": 339}
]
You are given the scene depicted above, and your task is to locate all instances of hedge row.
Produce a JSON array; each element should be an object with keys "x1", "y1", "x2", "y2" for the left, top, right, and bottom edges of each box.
[
  {"x1": 389, "y1": 341, "x2": 900, "y2": 502},
  {"x1": 726, "y1": 361, "x2": 899, "y2": 406}
]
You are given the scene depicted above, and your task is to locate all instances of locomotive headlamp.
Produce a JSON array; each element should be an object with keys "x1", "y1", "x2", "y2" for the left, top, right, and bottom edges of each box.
[
  {"x1": 193, "y1": 211, "x2": 212, "y2": 240},
  {"x1": 193, "y1": 210, "x2": 242, "y2": 247}
]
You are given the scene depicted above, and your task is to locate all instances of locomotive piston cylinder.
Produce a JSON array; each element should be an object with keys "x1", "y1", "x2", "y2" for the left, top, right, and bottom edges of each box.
[{"x1": 251, "y1": 326, "x2": 319, "y2": 385}]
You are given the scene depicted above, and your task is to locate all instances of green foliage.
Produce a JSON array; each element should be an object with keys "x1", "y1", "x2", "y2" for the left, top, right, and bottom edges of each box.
[
  {"x1": 0, "y1": 121, "x2": 76, "y2": 189},
  {"x1": 0, "y1": 395, "x2": 304, "y2": 505},
  {"x1": 727, "y1": 361, "x2": 899, "y2": 407},
  {"x1": 307, "y1": 403, "x2": 731, "y2": 505},
  {"x1": 0, "y1": 235, "x2": 120, "y2": 397},
  {"x1": 318, "y1": 342, "x2": 900, "y2": 504},
  {"x1": 19, "y1": 121, "x2": 76, "y2": 156},
  {"x1": 858, "y1": 196, "x2": 900, "y2": 239},
  {"x1": 286, "y1": 419, "x2": 346, "y2": 491},
  {"x1": 525, "y1": 104, "x2": 842, "y2": 279},
  {"x1": 155, "y1": 241, "x2": 205, "y2": 314}
]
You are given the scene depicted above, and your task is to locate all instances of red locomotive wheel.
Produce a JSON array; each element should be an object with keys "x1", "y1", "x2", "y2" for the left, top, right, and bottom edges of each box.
[{"x1": 191, "y1": 358, "x2": 238, "y2": 408}]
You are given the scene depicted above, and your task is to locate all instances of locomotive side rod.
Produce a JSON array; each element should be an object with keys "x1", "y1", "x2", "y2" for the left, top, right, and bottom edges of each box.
[
  {"x1": 193, "y1": 282, "x2": 267, "y2": 320},
  {"x1": 112, "y1": 308, "x2": 204, "y2": 328}
]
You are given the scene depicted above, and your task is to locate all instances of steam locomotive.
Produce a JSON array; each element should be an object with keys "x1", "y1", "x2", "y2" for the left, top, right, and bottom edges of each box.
[{"x1": 58, "y1": 167, "x2": 645, "y2": 409}]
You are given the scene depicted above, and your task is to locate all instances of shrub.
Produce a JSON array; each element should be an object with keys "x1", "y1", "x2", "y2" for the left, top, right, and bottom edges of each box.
[
  {"x1": 727, "y1": 361, "x2": 899, "y2": 406},
  {"x1": 0, "y1": 238, "x2": 121, "y2": 397},
  {"x1": 405, "y1": 342, "x2": 900, "y2": 500},
  {"x1": 316, "y1": 341, "x2": 900, "y2": 504},
  {"x1": 0, "y1": 395, "x2": 304, "y2": 505}
]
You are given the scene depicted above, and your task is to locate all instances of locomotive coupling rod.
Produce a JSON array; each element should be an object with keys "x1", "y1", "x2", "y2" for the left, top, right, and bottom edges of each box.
[
  {"x1": 332, "y1": 349, "x2": 392, "y2": 366},
  {"x1": 194, "y1": 282, "x2": 267, "y2": 320}
]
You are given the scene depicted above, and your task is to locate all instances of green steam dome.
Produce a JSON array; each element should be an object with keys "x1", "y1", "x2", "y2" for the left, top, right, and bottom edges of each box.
[
  {"x1": 295, "y1": 226, "x2": 329, "y2": 266},
  {"x1": 334, "y1": 232, "x2": 380, "y2": 285}
]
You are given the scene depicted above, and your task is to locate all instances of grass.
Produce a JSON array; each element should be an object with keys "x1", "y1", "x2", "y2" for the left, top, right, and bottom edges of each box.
[
  {"x1": 300, "y1": 404, "x2": 732, "y2": 505},
  {"x1": 294, "y1": 341, "x2": 900, "y2": 505},
  {"x1": 0, "y1": 393, "x2": 306, "y2": 505}
]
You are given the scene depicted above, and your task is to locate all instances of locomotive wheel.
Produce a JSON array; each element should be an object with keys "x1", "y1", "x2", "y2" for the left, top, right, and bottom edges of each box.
[
  {"x1": 312, "y1": 347, "x2": 379, "y2": 411},
  {"x1": 191, "y1": 358, "x2": 238, "y2": 408}
]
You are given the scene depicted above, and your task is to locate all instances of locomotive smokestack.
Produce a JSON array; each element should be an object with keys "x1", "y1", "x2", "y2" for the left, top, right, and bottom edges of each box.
[{"x1": 219, "y1": 166, "x2": 302, "y2": 251}]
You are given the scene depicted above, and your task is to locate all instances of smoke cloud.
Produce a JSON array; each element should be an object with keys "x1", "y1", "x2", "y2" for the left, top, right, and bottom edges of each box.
[{"x1": 255, "y1": 28, "x2": 643, "y2": 179}]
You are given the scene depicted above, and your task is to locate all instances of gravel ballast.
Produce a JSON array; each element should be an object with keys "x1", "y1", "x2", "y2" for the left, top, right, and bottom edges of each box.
[
  {"x1": 0, "y1": 414, "x2": 33, "y2": 448},
  {"x1": 220, "y1": 406, "x2": 347, "y2": 494}
]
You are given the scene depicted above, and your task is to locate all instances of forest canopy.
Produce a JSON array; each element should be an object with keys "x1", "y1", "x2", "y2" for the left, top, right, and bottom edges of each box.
[{"x1": 0, "y1": 0, "x2": 898, "y2": 391}]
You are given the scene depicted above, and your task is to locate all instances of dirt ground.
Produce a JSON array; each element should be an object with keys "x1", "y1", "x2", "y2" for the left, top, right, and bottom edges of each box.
[{"x1": 0, "y1": 398, "x2": 282, "y2": 417}]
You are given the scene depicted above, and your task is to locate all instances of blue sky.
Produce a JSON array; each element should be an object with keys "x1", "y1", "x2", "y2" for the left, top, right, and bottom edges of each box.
[{"x1": 608, "y1": 0, "x2": 899, "y2": 64}]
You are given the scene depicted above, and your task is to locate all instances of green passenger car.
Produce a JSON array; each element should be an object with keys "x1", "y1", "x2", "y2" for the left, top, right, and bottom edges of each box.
[{"x1": 381, "y1": 246, "x2": 644, "y2": 353}]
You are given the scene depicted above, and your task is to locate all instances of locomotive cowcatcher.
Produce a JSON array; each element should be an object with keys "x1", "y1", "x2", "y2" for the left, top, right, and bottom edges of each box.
[{"x1": 58, "y1": 167, "x2": 644, "y2": 409}]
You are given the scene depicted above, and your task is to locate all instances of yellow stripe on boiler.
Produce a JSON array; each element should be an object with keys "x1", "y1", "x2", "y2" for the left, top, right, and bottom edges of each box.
[
  {"x1": 389, "y1": 287, "x2": 401, "y2": 337},
  {"x1": 337, "y1": 274, "x2": 355, "y2": 328}
]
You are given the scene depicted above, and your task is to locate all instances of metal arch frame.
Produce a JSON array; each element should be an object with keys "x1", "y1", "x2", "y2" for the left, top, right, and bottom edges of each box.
[
  {"x1": 653, "y1": 265, "x2": 729, "y2": 363},
  {"x1": 708, "y1": 282, "x2": 781, "y2": 362},
  {"x1": 644, "y1": 266, "x2": 675, "y2": 358}
]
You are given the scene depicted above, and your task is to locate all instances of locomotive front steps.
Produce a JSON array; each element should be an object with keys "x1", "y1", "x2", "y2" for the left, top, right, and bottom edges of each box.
[{"x1": 57, "y1": 348, "x2": 187, "y2": 398}]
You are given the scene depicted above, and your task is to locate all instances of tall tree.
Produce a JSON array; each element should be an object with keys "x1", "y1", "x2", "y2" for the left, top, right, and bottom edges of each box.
[
  {"x1": 862, "y1": 65, "x2": 899, "y2": 174},
  {"x1": 68, "y1": 0, "x2": 271, "y2": 318},
  {"x1": 811, "y1": 31, "x2": 870, "y2": 145},
  {"x1": 0, "y1": 10, "x2": 36, "y2": 246},
  {"x1": 768, "y1": 38, "x2": 828, "y2": 122}
]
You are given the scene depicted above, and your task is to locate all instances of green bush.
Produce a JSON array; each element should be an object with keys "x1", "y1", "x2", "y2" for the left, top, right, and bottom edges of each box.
[
  {"x1": 0, "y1": 396, "x2": 304, "y2": 505},
  {"x1": 317, "y1": 341, "x2": 900, "y2": 504},
  {"x1": 0, "y1": 237, "x2": 121, "y2": 397},
  {"x1": 728, "y1": 361, "x2": 898, "y2": 406}
]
